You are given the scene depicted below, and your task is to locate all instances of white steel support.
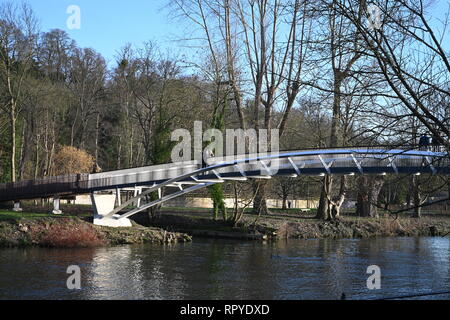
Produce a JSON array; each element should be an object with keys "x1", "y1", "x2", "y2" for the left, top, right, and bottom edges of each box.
[
  {"x1": 388, "y1": 156, "x2": 399, "y2": 174},
  {"x1": 115, "y1": 187, "x2": 122, "y2": 206},
  {"x1": 192, "y1": 175, "x2": 225, "y2": 183},
  {"x1": 234, "y1": 164, "x2": 247, "y2": 177},
  {"x1": 118, "y1": 182, "x2": 215, "y2": 220},
  {"x1": 351, "y1": 154, "x2": 363, "y2": 174},
  {"x1": 318, "y1": 155, "x2": 333, "y2": 174},
  {"x1": 211, "y1": 169, "x2": 247, "y2": 182},
  {"x1": 258, "y1": 160, "x2": 272, "y2": 176},
  {"x1": 91, "y1": 192, "x2": 132, "y2": 228},
  {"x1": 288, "y1": 157, "x2": 301, "y2": 175},
  {"x1": 246, "y1": 175, "x2": 272, "y2": 179},
  {"x1": 222, "y1": 177, "x2": 248, "y2": 181},
  {"x1": 133, "y1": 186, "x2": 142, "y2": 207},
  {"x1": 425, "y1": 156, "x2": 437, "y2": 175},
  {"x1": 13, "y1": 201, "x2": 22, "y2": 212},
  {"x1": 52, "y1": 196, "x2": 62, "y2": 215}
]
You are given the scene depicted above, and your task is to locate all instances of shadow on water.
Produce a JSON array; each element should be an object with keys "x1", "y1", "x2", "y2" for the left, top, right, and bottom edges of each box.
[{"x1": 0, "y1": 237, "x2": 449, "y2": 300}]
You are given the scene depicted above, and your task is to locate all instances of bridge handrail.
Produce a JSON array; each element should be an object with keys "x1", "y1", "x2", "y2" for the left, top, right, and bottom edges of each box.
[{"x1": 0, "y1": 146, "x2": 448, "y2": 203}]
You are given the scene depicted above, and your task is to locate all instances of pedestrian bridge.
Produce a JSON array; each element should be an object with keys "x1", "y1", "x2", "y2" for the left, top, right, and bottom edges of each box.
[{"x1": 0, "y1": 147, "x2": 448, "y2": 227}]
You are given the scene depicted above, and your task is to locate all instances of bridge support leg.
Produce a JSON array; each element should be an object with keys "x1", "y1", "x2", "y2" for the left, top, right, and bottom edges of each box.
[
  {"x1": 115, "y1": 188, "x2": 121, "y2": 206},
  {"x1": 52, "y1": 197, "x2": 62, "y2": 215},
  {"x1": 12, "y1": 201, "x2": 22, "y2": 212},
  {"x1": 91, "y1": 192, "x2": 132, "y2": 228},
  {"x1": 134, "y1": 186, "x2": 142, "y2": 207}
]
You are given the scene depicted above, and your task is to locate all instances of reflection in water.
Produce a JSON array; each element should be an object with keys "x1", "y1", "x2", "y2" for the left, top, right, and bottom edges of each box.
[
  {"x1": 82, "y1": 246, "x2": 147, "y2": 299},
  {"x1": 0, "y1": 237, "x2": 449, "y2": 300}
]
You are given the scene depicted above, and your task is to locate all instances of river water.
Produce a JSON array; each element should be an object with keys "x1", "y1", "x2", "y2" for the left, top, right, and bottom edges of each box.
[{"x1": 0, "y1": 237, "x2": 449, "y2": 300}]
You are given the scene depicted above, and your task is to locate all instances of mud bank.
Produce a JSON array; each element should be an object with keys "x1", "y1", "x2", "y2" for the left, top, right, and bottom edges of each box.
[
  {"x1": 141, "y1": 211, "x2": 450, "y2": 240},
  {"x1": 0, "y1": 217, "x2": 192, "y2": 248},
  {"x1": 263, "y1": 217, "x2": 450, "y2": 239}
]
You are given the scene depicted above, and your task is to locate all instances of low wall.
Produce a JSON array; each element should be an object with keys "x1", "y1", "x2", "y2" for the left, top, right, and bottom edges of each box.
[
  {"x1": 164, "y1": 197, "x2": 319, "y2": 209},
  {"x1": 65, "y1": 194, "x2": 318, "y2": 209}
]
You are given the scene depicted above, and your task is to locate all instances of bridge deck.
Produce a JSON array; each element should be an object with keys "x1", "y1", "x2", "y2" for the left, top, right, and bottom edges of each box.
[{"x1": 0, "y1": 147, "x2": 448, "y2": 202}]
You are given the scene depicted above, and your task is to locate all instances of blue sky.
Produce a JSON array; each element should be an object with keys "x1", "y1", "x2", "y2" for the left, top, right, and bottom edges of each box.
[
  {"x1": 2, "y1": 0, "x2": 448, "y2": 68},
  {"x1": 24, "y1": 0, "x2": 183, "y2": 66}
]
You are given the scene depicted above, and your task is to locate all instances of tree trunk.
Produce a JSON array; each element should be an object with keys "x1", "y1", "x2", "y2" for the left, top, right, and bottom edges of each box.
[
  {"x1": 213, "y1": 203, "x2": 218, "y2": 221},
  {"x1": 10, "y1": 104, "x2": 16, "y2": 182},
  {"x1": 34, "y1": 134, "x2": 40, "y2": 179},
  {"x1": 18, "y1": 119, "x2": 27, "y2": 181},
  {"x1": 356, "y1": 176, "x2": 384, "y2": 217},
  {"x1": 117, "y1": 136, "x2": 122, "y2": 169},
  {"x1": 253, "y1": 180, "x2": 270, "y2": 215},
  {"x1": 95, "y1": 113, "x2": 100, "y2": 164},
  {"x1": 412, "y1": 175, "x2": 422, "y2": 218},
  {"x1": 316, "y1": 175, "x2": 332, "y2": 220},
  {"x1": 282, "y1": 198, "x2": 287, "y2": 210}
]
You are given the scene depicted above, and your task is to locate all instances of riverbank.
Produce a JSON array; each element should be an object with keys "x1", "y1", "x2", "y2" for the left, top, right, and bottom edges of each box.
[
  {"x1": 265, "y1": 215, "x2": 450, "y2": 239},
  {"x1": 0, "y1": 214, "x2": 191, "y2": 248},
  {"x1": 142, "y1": 209, "x2": 450, "y2": 240},
  {"x1": 1, "y1": 206, "x2": 449, "y2": 247}
]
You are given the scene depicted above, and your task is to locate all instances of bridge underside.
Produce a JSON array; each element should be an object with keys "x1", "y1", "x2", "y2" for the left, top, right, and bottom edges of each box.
[{"x1": 0, "y1": 148, "x2": 448, "y2": 227}]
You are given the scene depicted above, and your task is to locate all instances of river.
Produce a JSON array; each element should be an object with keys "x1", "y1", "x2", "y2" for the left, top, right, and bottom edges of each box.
[{"x1": 0, "y1": 237, "x2": 449, "y2": 300}]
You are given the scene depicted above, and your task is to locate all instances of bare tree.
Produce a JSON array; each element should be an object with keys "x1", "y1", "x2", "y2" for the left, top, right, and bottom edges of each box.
[
  {"x1": 231, "y1": 180, "x2": 261, "y2": 226},
  {"x1": 307, "y1": 0, "x2": 368, "y2": 220},
  {"x1": 170, "y1": 0, "x2": 312, "y2": 214},
  {"x1": 335, "y1": 0, "x2": 450, "y2": 150},
  {"x1": 67, "y1": 47, "x2": 106, "y2": 151},
  {"x1": 0, "y1": 2, "x2": 37, "y2": 182}
]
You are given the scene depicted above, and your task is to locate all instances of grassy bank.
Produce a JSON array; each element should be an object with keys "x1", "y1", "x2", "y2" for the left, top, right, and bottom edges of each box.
[{"x1": 0, "y1": 210, "x2": 191, "y2": 248}]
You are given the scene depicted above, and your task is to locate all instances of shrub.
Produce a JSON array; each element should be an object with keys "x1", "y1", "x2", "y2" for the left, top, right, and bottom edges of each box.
[
  {"x1": 40, "y1": 222, "x2": 106, "y2": 248},
  {"x1": 52, "y1": 146, "x2": 95, "y2": 175}
]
